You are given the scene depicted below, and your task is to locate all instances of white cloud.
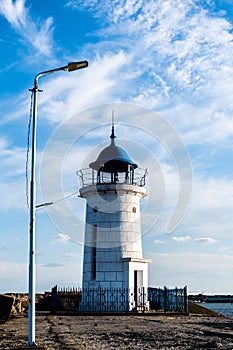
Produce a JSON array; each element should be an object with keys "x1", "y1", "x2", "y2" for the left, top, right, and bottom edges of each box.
[
  {"x1": 0, "y1": 0, "x2": 54, "y2": 57},
  {"x1": 195, "y1": 237, "x2": 218, "y2": 244},
  {"x1": 0, "y1": 136, "x2": 25, "y2": 177},
  {"x1": 52, "y1": 232, "x2": 83, "y2": 246},
  {"x1": 42, "y1": 263, "x2": 64, "y2": 268},
  {"x1": 1, "y1": 51, "x2": 129, "y2": 124},
  {"x1": 0, "y1": 136, "x2": 27, "y2": 210},
  {"x1": 53, "y1": 233, "x2": 71, "y2": 244},
  {"x1": 154, "y1": 239, "x2": 165, "y2": 244},
  {"x1": 36, "y1": 51, "x2": 129, "y2": 123},
  {"x1": 182, "y1": 176, "x2": 233, "y2": 240},
  {"x1": 149, "y1": 252, "x2": 233, "y2": 293},
  {"x1": 171, "y1": 236, "x2": 217, "y2": 244},
  {"x1": 172, "y1": 236, "x2": 192, "y2": 242},
  {"x1": 64, "y1": 0, "x2": 233, "y2": 146},
  {"x1": 2, "y1": 0, "x2": 233, "y2": 149}
]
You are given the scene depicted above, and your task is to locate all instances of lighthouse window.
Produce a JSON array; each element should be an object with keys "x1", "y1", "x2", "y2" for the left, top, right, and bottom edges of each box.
[
  {"x1": 91, "y1": 225, "x2": 97, "y2": 280},
  {"x1": 132, "y1": 207, "x2": 136, "y2": 213}
]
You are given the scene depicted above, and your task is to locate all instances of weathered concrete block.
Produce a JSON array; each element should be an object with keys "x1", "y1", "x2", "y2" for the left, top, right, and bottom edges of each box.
[
  {"x1": 104, "y1": 272, "x2": 117, "y2": 281},
  {"x1": 116, "y1": 271, "x2": 124, "y2": 281},
  {"x1": 96, "y1": 271, "x2": 105, "y2": 281}
]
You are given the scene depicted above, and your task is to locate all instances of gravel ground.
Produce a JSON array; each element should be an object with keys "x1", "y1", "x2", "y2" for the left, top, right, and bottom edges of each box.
[{"x1": 1, "y1": 314, "x2": 233, "y2": 349}]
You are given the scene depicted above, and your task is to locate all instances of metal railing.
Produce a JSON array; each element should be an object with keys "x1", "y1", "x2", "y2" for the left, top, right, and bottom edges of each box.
[
  {"x1": 77, "y1": 168, "x2": 148, "y2": 188},
  {"x1": 148, "y1": 286, "x2": 188, "y2": 313},
  {"x1": 51, "y1": 286, "x2": 188, "y2": 314}
]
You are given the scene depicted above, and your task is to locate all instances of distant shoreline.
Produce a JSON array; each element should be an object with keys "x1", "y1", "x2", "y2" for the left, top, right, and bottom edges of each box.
[{"x1": 188, "y1": 301, "x2": 229, "y2": 318}]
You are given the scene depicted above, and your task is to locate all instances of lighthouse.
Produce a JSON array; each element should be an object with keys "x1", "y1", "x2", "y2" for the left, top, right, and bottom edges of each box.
[{"x1": 77, "y1": 123, "x2": 150, "y2": 311}]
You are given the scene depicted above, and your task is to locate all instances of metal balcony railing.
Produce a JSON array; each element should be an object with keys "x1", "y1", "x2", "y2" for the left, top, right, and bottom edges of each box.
[{"x1": 77, "y1": 168, "x2": 148, "y2": 188}]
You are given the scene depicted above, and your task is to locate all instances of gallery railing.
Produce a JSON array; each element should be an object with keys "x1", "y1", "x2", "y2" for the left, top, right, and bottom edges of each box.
[
  {"x1": 77, "y1": 167, "x2": 148, "y2": 188},
  {"x1": 51, "y1": 286, "x2": 188, "y2": 314}
]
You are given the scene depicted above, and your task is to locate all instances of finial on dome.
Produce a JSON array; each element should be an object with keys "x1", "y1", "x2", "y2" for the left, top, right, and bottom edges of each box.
[{"x1": 110, "y1": 109, "x2": 116, "y2": 142}]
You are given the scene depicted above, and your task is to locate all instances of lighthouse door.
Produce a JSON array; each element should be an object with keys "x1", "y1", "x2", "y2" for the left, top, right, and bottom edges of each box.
[{"x1": 134, "y1": 270, "x2": 143, "y2": 308}]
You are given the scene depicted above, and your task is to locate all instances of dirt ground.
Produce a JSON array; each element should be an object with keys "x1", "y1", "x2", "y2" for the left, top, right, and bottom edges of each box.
[{"x1": 1, "y1": 314, "x2": 233, "y2": 350}]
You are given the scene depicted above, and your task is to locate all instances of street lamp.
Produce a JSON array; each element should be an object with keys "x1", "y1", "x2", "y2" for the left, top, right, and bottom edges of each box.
[{"x1": 28, "y1": 60, "x2": 88, "y2": 346}]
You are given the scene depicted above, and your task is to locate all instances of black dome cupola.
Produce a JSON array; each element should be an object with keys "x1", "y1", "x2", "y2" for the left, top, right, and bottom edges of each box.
[
  {"x1": 89, "y1": 125, "x2": 138, "y2": 173},
  {"x1": 89, "y1": 123, "x2": 138, "y2": 184}
]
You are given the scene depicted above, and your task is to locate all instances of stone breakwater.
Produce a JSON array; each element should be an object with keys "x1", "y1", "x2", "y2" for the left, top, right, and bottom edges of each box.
[{"x1": 1, "y1": 314, "x2": 233, "y2": 349}]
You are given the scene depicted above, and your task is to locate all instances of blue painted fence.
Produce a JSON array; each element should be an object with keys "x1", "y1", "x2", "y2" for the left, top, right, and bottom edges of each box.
[{"x1": 51, "y1": 285, "x2": 188, "y2": 313}]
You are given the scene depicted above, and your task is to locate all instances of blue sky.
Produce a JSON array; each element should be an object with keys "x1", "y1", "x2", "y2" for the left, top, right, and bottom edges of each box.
[{"x1": 0, "y1": 0, "x2": 233, "y2": 294}]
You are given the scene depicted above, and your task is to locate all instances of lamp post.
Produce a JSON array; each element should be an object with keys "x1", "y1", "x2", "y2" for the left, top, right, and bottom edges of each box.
[{"x1": 28, "y1": 60, "x2": 88, "y2": 346}]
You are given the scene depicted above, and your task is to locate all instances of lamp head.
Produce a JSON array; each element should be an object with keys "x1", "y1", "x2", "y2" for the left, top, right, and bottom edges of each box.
[{"x1": 67, "y1": 61, "x2": 88, "y2": 72}]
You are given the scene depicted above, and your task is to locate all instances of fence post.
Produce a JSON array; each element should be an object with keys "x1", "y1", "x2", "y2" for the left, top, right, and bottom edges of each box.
[
  {"x1": 51, "y1": 285, "x2": 57, "y2": 314},
  {"x1": 142, "y1": 287, "x2": 145, "y2": 313},
  {"x1": 164, "y1": 286, "x2": 167, "y2": 314},
  {"x1": 184, "y1": 286, "x2": 188, "y2": 313},
  {"x1": 100, "y1": 288, "x2": 102, "y2": 313},
  {"x1": 134, "y1": 287, "x2": 138, "y2": 310}
]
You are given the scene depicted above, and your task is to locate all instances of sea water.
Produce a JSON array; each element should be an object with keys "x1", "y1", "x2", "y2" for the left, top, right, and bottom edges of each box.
[{"x1": 203, "y1": 303, "x2": 233, "y2": 318}]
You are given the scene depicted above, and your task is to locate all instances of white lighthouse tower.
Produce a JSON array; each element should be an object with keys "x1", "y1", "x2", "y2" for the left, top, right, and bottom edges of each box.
[{"x1": 77, "y1": 124, "x2": 150, "y2": 311}]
